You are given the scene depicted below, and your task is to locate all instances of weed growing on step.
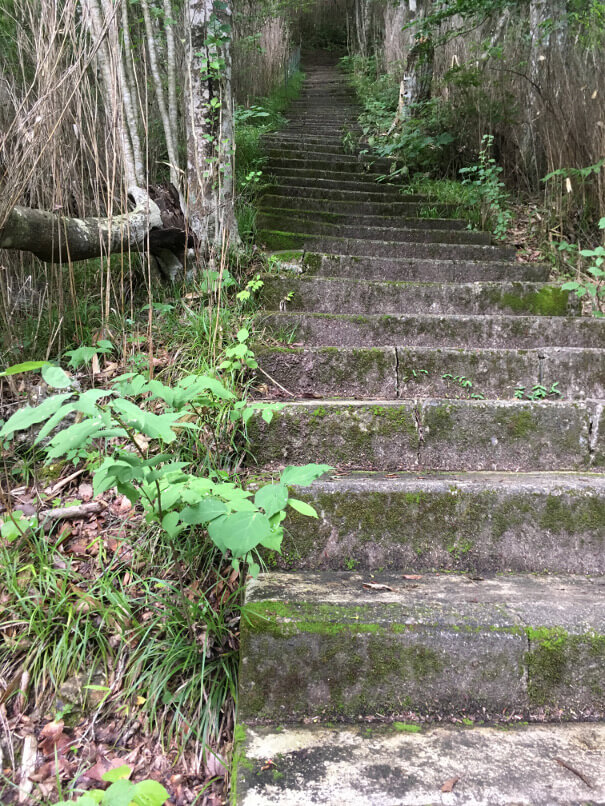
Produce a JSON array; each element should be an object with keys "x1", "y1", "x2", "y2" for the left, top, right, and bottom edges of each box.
[
  {"x1": 559, "y1": 217, "x2": 605, "y2": 317},
  {"x1": 514, "y1": 382, "x2": 562, "y2": 401}
]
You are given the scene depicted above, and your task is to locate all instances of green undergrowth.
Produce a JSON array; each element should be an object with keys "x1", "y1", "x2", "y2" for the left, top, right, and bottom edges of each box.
[{"x1": 0, "y1": 239, "x2": 329, "y2": 802}]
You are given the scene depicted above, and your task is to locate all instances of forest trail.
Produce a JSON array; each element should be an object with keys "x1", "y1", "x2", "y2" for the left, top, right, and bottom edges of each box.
[{"x1": 236, "y1": 53, "x2": 605, "y2": 804}]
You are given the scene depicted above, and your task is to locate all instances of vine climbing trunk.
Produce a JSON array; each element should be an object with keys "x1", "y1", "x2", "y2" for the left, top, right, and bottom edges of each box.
[{"x1": 186, "y1": 0, "x2": 239, "y2": 249}]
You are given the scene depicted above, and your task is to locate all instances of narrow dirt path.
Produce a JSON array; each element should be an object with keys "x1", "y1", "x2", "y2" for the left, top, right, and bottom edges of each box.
[{"x1": 235, "y1": 53, "x2": 605, "y2": 805}]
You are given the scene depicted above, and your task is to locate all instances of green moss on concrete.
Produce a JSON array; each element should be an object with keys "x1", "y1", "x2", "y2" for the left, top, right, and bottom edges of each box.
[
  {"x1": 499, "y1": 286, "x2": 570, "y2": 316},
  {"x1": 393, "y1": 722, "x2": 422, "y2": 733},
  {"x1": 526, "y1": 627, "x2": 605, "y2": 708},
  {"x1": 260, "y1": 230, "x2": 307, "y2": 250}
]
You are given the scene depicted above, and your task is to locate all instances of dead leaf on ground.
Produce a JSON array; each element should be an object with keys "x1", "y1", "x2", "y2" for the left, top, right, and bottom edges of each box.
[
  {"x1": 441, "y1": 775, "x2": 460, "y2": 792},
  {"x1": 78, "y1": 483, "x2": 94, "y2": 502},
  {"x1": 402, "y1": 574, "x2": 422, "y2": 580},
  {"x1": 362, "y1": 582, "x2": 395, "y2": 592},
  {"x1": 83, "y1": 755, "x2": 131, "y2": 783}
]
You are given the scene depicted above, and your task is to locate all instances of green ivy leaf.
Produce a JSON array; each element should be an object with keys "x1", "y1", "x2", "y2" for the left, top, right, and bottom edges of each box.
[{"x1": 180, "y1": 498, "x2": 227, "y2": 524}]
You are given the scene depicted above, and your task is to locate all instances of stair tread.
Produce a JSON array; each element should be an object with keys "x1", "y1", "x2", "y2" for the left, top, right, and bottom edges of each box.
[{"x1": 237, "y1": 722, "x2": 605, "y2": 805}]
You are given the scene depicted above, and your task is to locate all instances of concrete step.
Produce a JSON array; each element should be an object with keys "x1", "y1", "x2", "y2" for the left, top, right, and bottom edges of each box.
[
  {"x1": 268, "y1": 166, "x2": 397, "y2": 185},
  {"x1": 259, "y1": 232, "x2": 511, "y2": 261},
  {"x1": 258, "y1": 218, "x2": 490, "y2": 245},
  {"x1": 268, "y1": 471, "x2": 605, "y2": 574},
  {"x1": 248, "y1": 398, "x2": 604, "y2": 471},
  {"x1": 264, "y1": 156, "x2": 390, "y2": 173},
  {"x1": 267, "y1": 185, "x2": 424, "y2": 202},
  {"x1": 260, "y1": 205, "x2": 466, "y2": 229},
  {"x1": 261, "y1": 276, "x2": 575, "y2": 316},
  {"x1": 298, "y1": 252, "x2": 550, "y2": 282},
  {"x1": 238, "y1": 572, "x2": 605, "y2": 721},
  {"x1": 255, "y1": 345, "x2": 605, "y2": 400},
  {"x1": 263, "y1": 310, "x2": 604, "y2": 349},
  {"x1": 263, "y1": 149, "x2": 387, "y2": 166},
  {"x1": 261, "y1": 194, "x2": 461, "y2": 216},
  {"x1": 235, "y1": 722, "x2": 605, "y2": 805},
  {"x1": 262, "y1": 135, "x2": 351, "y2": 149}
]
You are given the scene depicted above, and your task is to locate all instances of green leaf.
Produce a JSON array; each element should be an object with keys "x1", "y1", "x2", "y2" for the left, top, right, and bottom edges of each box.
[
  {"x1": 102, "y1": 779, "x2": 135, "y2": 806},
  {"x1": 0, "y1": 360, "x2": 48, "y2": 378},
  {"x1": 0, "y1": 393, "x2": 72, "y2": 440},
  {"x1": 280, "y1": 464, "x2": 332, "y2": 487},
  {"x1": 208, "y1": 511, "x2": 272, "y2": 557},
  {"x1": 259, "y1": 527, "x2": 283, "y2": 551},
  {"x1": 162, "y1": 511, "x2": 182, "y2": 538},
  {"x1": 254, "y1": 484, "x2": 288, "y2": 519},
  {"x1": 41, "y1": 364, "x2": 72, "y2": 389},
  {"x1": 132, "y1": 778, "x2": 169, "y2": 806},
  {"x1": 180, "y1": 498, "x2": 227, "y2": 524},
  {"x1": 288, "y1": 498, "x2": 318, "y2": 518},
  {"x1": 102, "y1": 765, "x2": 132, "y2": 783},
  {"x1": 237, "y1": 328, "x2": 249, "y2": 342}
]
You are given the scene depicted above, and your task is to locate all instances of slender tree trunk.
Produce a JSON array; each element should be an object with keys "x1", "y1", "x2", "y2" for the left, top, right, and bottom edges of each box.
[{"x1": 185, "y1": 0, "x2": 239, "y2": 247}]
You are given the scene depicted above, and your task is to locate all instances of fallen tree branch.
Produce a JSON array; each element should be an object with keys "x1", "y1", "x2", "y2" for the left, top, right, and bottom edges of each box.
[{"x1": 40, "y1": 501, "x2": 107, "y2": 526}]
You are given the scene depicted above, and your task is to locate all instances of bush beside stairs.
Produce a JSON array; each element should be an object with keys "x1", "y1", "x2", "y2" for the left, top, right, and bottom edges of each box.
[{"x1": 234, "y1": 53, "x2": 605, "y2": 805}]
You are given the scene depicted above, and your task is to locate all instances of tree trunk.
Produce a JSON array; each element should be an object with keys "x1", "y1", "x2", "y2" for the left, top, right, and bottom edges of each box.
[{"x1": 186, "y1": 0, "x2": 239, "y2": 248}]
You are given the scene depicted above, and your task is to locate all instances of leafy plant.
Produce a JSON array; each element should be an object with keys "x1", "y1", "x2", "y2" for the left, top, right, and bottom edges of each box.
[
  {"x1": 0, "y1": 367, "x2": 330, "y2": 576},
  {"x1": 514, "y1": 382, "x2": 562, "y2": 400},
  {"x1": 459, "y1": 134, "x2": 512, "y2": 240},
  {"x1": 53, "y1": 765, "x2": 168, "y2": 806},
  {"x1": 561, "y1": 217, "x2": 605, "y2": 317}
]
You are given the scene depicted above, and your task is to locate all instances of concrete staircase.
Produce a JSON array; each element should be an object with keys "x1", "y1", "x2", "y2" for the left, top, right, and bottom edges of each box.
[{"x1": 235, "y1": 54, "x2": 605, "y2": 805}]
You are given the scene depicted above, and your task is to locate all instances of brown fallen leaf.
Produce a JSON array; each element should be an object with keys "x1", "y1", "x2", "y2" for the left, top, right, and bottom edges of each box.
[
  {"x1": 402, "y1": 574, "x2": 422, "y2": 580},
  {"x1": 362, "y1": 582, "x2": 395, "y2": 592},
  {"x1": 441, "y1": 775, "x2": 460, "y2": 792}
]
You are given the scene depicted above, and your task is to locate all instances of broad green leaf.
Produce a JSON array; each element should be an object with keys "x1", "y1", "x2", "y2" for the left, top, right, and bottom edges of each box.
[
  {"x1": 0, "y1": 394, "x2": 72, "y2": 440},
  {"x1": 132, "y1": 778, "x2": 169, "y2": 806},
  {"x1": 74, "y1": 388, "x2": 112, "y2": 417},
  {"x1": 0, "y1": 360, "x2": 48, "y2": 377},
  {"x1": 288, "y1": 498, "x2": 319, "y2": 518},
  {"x1": 208, "y1": 511, "x2": 272, "y2": 557},
  {"x1": 45, "y1": 419, "x2": 116, "y2": 459},
  {"x1": 254, "y1": 484, "x2": 288, "y2": 519},
  {"x1": 35, "y1": 403, "x2": 77, "y2": 443},
  {"x1": 259, "y1": 527, "x2": 283, "y2": 551},
  {"x1": 237, "y1": 327, "x2": 250, "y2": 342},
  {"x1": 102, "y1": 779, "x2": 135, "y2": 806},
  {"x1": 180, "y1": 498, "x2": 227, "y2": 524},
  {"x1": 102, "y1": 765, "x2": 132, "y2": 783},
  {"x1": 41, "y1": 364, "x2": 72, "y2": 389},
  {"x1": 280, "y1": 464, "x2": 332, "y2": 487},
  {"x1": 247, "y1": 561, "x2": 261, "y2": 578}
]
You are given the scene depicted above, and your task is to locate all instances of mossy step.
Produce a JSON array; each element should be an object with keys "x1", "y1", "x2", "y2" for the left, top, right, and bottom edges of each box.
[
  {"x1": 259, "y1": 231, "x2": 511, "y2": 261},
  {"x1": 268, "y1": 166, "x2": 401, "y2": 185},
  {"x1": 259, "y1": 218, "x2": 489, "y2": 245},
  {"x1": 267, "y1": 185, "x2": 426, "y2": 202},
  {"x1": 248, "y1": 398, "x2": 605, "y2": 471},
  {"x1": 239, "y1": 572, "x2": 605, "y2": 722},
  {"x1": 263, "y1": 310, "x2": 604, "y2": 350},
  {"x1": 262, "y1": 135, "x2": 351, "y2": 149},
  {"x1": 266, "y1": 471, "x2": 605, "y2": 574},
  {"x1": 261, "y1": 194, "x2": 460, "y2": 217},
  {"x1": 261, "y1": 276, "x2": 575, "y2": 316},
  {"x1": 265, "y1": 156, "x2": 390, "y2": 174},
  {"x1": 264, "y1": 151, "x2": 395, "y2": 169},
  {"x1": 235, "y1": 722, "x2": 605, "y2": 805},
  {"x1": 300, "y1": 252, "x2": 550, "y2": 282},
  {"x1": 266, "y1": 176, "x2": 409, "y2": 194},
  {"x1": 260, "y1": 205, "x2": 466, "y2": 229},
  {"x1": 255, "y1": 345, "x2": 605, "y2": 400}
]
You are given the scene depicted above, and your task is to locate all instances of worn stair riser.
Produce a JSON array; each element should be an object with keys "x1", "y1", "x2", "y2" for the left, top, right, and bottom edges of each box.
[
  {"x1": 299, "y1": 252, "x2": 550, "y2": 281},
  {"x1": 261, "y1": 277, "x2": 575, "y2": 316},
  {"x1": 248, "y1": 399, "x2": 604, "y2": 471},
  {"x1": 260, "y1": 233, "x2": 512, "y2": 261},
  {"x1": 258, "y1": 217, "x2": 489, "y2": 244},
  {"x1": 265, "y1": 156, "x2": 392, "y2": 173},
  {"x1": 240, "y1": 574, "x2": 605, "y2": 722},
  {"x1": 260, "y1": 205, "x2": 467, "y2": 229},
  {"x1": 263, "y1": 311, "x2": 604, "y2": 349},
  {"x1": 270, "y1": 473, "x2": 605, "y2": 574},
  {"x1": 255, "y1": 346, "x2": 605, "y2": 400}
]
